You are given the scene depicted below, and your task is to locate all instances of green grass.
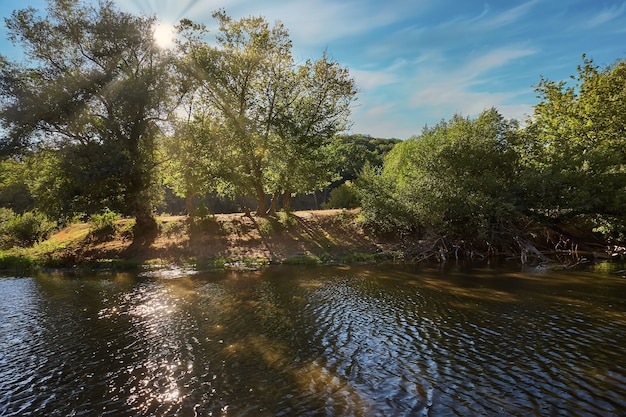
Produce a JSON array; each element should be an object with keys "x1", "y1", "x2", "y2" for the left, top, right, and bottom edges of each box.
[
  {"x1": 193, "y1": 257, "x2": 229, "y2": 270},
  {"x1": 339, "y1": 251, "x2": 403, "y2": 264},
  {"x1": 0, "y1": 253, "x2": 35, "y2": 274},
  {"x1": 281, "y1": 255, "x2": 322, "y2": 265}
]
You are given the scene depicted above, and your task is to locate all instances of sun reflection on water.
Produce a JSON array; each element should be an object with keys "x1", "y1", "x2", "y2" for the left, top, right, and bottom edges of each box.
[{"x1": 117, "y1": 283, "x2": 191, "y2": 414}]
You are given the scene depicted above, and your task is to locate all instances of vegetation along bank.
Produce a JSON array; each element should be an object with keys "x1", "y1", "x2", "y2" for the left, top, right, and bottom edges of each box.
[{"x1": 0, "y1": 1, "x2": 624, "y2": 270}]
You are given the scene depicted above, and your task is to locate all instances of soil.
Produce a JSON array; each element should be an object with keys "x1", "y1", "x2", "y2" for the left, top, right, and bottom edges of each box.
[
  {"x1": 37, "y1": 209, "x2": 624, "y2": 270},
  {"x1": 51, "y1": 209, "x2": 398, "y2": 266}
]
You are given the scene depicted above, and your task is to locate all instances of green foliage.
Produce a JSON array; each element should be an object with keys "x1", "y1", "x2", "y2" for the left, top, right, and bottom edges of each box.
[
  {"x1": 2, "y1": 210, "x2": 57, "y2": 247},
  {"x1": 0, "y1": 254, "x2": 34, "y2": 272},
  {"x1": 256, "y1": 218, "x2": 276, "y2": 236},
  {"x1": 193, "y1": 257, "x2": 229, "y2": 270},
  {"x1": 162, "y1": 221, "x2": 186, "y2": 238},
  {"x1": 195, "y1": 203, "x2": 211, "y2": 219},
  {"x1": 359, "y1": 109, "x2": 521, "y2": 239},
  {"x1": 189, "y1": 217, "x2": 218, "y2": 235},
  {"x1": 590, "y1": 216, "x2": 626, "y2": 243},
  {"x1": 0, "y1": 159, "x2": 33, "y2": 213},
  {"x1": 356, "y1": 164, "x2": 418, "y2": 233},
  {"x1": 338, "y1": 252, "x2": 394, "y2": 264},
  {"x1": 328, "y1": 134, "x2": 401, "y2": 182},
  {"x1": 324, "y1": 181, "x2": 360, "y2": 209},
  {"x1": 189, "y1": 204, "x2": 218, "y2": 234},
  {"x1": 331, "y1": 209, "x2": 357, "y2": 227},
  {"x1": 0, "y1": 0, "x2": 175, "y2": 224},
  {"x1": 526, "y1": 55, "x2": 626, "y2": 224},
  {"x1": 89, "y1": 208, "x2": 121, "y2": 235},
  {"x1": 357, "y1": 57, "x2": 626, "y2": 250},
  {"x1": 281, "y1": 256, "x2": 322, "y2": 265},
  {"x1": 177, "y1": 12, "x2": 357, "y2": 213},
  {"x1": 0, "y1": 208, "x2": 16, "y2": 247}
]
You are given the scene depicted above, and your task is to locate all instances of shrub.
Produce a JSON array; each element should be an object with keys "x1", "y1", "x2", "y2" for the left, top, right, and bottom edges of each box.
[
  {"x1": 0, "y1": 254, "x2": 34, "y2": 272},
  {"x1": 0, "y1": 208, "x2": 16, "y2": 248},
  {"x1": 332, "y1": 209, "x2": 356, "y2": 227},
  {"x1": 5, "y1": 211, "x2": 57, "y2": 247},
  {"x1": 89, "y1": 208, "x2": 121, "y2": 234},
  {"x1": 325, "y1": 181, "x2": 360, "y2": 209},
  {"x1": 162, "y1": 220, "x2": 186, "y2": 237},
  {"x1": 257, "y1": 217, "x2": 275, "y2": 236},
  {"x1": 188, "y1": 202, "x2": 220, "y2": 235}
]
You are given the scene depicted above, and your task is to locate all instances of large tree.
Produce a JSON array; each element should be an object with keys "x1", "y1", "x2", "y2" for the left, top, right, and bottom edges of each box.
[
  {"x1": 177, "y1": 12, "x2": 357, "y2": 214},
  {"x1": 524, "y1": 56, "x2": 626, "y2": 231},
  {"x1": 0, "y1": 0, "x2": 175, "y2": 229}
]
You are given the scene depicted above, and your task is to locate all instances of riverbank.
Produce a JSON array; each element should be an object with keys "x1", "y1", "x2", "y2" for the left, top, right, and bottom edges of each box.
[
  {"x1": 0, "y1": 209, "x2": 403, "y2": 272},
  {"x1": 1, "y1": 208, "x2": 623, "y2": 273}
]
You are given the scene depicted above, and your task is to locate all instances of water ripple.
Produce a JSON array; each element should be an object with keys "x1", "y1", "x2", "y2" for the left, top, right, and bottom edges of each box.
[{"x1": 1, "y1": 265, "x2": 626, "y2": 416}]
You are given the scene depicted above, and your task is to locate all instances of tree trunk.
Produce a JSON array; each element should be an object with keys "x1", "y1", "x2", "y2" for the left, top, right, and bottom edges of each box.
[
  {"x1": 185, "y1": 192, "x2": 196, "y2": 217},
  {"x1": 254, "y1": 182, "x2": 267, "y2": 215},
  {"x1": 267, "y1": 193, "x2": 279, "y2": 215},
  {"x1": 241, "y1": 195, "x2": 252, "y2": 217},
  {"x1": 133, "y1": 203, "x2": 157, "y2": 235},
  {"x1": 282, "y1": 190, "x2": 292, "y2": 212}
]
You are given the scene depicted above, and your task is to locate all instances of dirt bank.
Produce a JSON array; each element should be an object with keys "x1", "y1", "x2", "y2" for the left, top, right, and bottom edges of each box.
[{"x1": 44, "y1": 209, "x2": 399, "y2": 268}]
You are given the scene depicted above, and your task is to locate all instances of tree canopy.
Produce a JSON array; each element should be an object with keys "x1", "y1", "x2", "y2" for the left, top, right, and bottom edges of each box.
[
  {"x1": 357, "y1": 56, "x2": 626, "y2": 253},
  {"x1": 0, "y1": 1, "x2": 359, "y2": 224},
  {"x1": 359, "y1": 109, "x2": 521, "y2": 240},
  {"x1": 0, "y1": 0, "x2": 176, "y2": 229},
  {"x1": 0, "y1": 0, "x2": 623, "y2": 256},
  {"x1": 173, "y1": 12, "x2": 357, "y2": 214},
  {"x1": 524, "y1": 56, "x2": 626, "y2": 223}
]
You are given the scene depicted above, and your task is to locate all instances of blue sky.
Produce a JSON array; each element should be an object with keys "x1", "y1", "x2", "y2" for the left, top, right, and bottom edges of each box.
[{"x1": 1, "y1": 1, "x2": 625, "y2": 139}]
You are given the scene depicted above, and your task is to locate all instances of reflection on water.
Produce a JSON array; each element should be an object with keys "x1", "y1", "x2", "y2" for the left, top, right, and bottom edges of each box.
[{"x1": 1, "y1": 263, "x2": 626, "y2": 416}]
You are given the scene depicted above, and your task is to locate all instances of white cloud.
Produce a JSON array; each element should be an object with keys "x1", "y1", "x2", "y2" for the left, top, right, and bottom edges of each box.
[
  {"x1": 115, "y1": 0, "x2": 232, "y2": 21},
  {"x1": 463, "y1": 47, "x2": 537, "y2": 79},
  {"x1": 351, "y1": 60, "x2": 409, "y2": 90},
  {"x1": 406, "y1": 46, "x2": 537, "y2": 125},
  {"x1": 350, "y1": 108, "x2": 416, "y2": 139},
  {"x1": 478, "y1": 0, "x2": 539, "y2": 29},
  {"x1": 364, "y1": 103, "x2": 395, "y2": 118},
  {"x1": 258, "y1": 0, "x2": 432, "y2": 49},
  {"x1": 585, "y1": 1, "x2": 626, "y2": 28},
  {"x1": 352, "y1": 69, "x2": 397, "y2": 90}
]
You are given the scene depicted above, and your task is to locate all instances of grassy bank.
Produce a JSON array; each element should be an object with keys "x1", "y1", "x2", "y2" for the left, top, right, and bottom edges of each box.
[
  {"x1": 0, "y1": 209, "x2": 400, "y2": 273},
  {"x1": 2, "y1": 208, "x2": 622, "y2": 274}
]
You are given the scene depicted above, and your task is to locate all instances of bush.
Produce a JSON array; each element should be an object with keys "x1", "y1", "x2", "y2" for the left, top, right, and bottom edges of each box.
[
  {"x1": 358, "y1": 109, "x2": 521, "y2": 239},
  {"x1": 257, "y1": 217, "x2": 275, "y2": 236},
  {"x1": 3, "y1": 211, "x2": 57, "y2": 247},
  {"x1": 89, "y1": 208, "x2": 121, "y2": 234},
  {"x1": 187, "y1": 202, "x2": 220, "y2": 235},
  {"x1": 0, "y1": 208, "x2": 16, "y2": 248},
  {"x1": 324, "y1": 181, "x2": 360, "y2": 209}
]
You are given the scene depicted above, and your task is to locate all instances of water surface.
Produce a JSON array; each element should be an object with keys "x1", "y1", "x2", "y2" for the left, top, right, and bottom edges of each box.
[{"x1": 1, "y1": 263, "x2": 625, "y2": 416}]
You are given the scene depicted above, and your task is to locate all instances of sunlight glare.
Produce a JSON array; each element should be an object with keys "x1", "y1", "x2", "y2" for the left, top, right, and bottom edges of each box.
[{"x1": 153, "y1": 21, "x2": 176, "y2": 49}]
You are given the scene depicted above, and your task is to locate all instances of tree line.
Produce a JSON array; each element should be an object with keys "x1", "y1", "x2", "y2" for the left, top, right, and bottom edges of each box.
[
  {"x1": 0, "y1": 0, "x2": 365, "y2": 233},
  {"x1": 358, "y1": 58, "x2": 626, "y2": 257},
  {"x1": 0, "y1": 0, "x2": 624, "y2": 256}
]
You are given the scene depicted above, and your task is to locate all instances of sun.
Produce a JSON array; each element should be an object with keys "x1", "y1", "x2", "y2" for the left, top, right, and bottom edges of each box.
[{"x1": 153, "y1": 21, "x2": 176, "y2": 49}]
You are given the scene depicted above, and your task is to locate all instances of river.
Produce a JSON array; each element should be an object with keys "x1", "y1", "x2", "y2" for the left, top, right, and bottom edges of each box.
[{"x1": 1, "y1": 262, "x2": 625, "y2": 416}]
